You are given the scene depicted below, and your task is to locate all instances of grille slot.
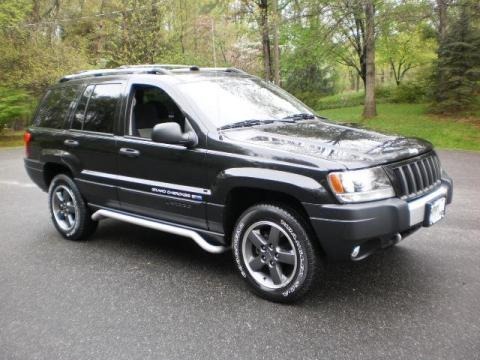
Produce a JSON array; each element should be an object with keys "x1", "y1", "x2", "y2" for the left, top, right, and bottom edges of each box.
[{"x1": 390, "y1": 153, "x2": 442, "y2": 199}]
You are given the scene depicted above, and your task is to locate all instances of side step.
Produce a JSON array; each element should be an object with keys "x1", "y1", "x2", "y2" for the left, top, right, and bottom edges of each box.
[{"x1": 91, "y1": 209, "x2": 229, "y2": 254}]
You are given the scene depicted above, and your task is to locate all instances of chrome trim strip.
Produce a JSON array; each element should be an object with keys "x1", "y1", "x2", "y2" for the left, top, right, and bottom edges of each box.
[
  {"x1": 408, "y1": 184, "x2": 448, "y2": 226},
  {"x1": 91, "y1": 209, "x2": 228, "y2": 254},
  {"x1": 75, "y1": 177, "x2": 116, "y2": 188},
  {"x1": 81, "y1": 170, "x2": 212, "y2": 195}
]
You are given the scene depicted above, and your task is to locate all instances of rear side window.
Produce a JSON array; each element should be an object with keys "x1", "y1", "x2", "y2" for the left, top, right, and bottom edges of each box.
[
  {"x1": 71, "y1": 83, "x2": 123, "y2": 133},
  {"x1": 72, "y1": 85, "x2": 94, "y2": 130},
  {"x1": 35, "y1": 85, "x2": 80, "y2": 129}
]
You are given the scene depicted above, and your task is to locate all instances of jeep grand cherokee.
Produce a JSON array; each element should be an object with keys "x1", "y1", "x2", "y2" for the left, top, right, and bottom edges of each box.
[{"x1": 24, "y1": 65, "x2": 453, "y2": 302}]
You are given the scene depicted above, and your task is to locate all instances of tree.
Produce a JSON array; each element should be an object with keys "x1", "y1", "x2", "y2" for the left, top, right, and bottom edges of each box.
[
  {"x1": 433, "y1": 2, "x2": 480, "y2": 113},
  {"x1": 328, "y1": 0, "x2": 369, "y2": 91},
  {"x1": 271, "y1": 0, "x2": 281, "y2": 85},
  {"x1": 377, "y1": 28, "x2": 436, "y2": 86},
  {"x1": 436, "y1": 0, "x2": 451, "y2": 43},
  {"x1": 363, "y1": 0, "x2": 376, "y2": 118}
]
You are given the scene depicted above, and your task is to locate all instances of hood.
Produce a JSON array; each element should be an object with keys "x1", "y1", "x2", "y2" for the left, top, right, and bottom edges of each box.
[{"x1": 221, "y1": 120, "x2": 432, "y2": 169}]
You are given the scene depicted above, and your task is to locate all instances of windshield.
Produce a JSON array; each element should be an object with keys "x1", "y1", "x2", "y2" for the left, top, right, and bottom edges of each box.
[{"x1": 177, "y1": 76, "x2": 315, "y2": 128}]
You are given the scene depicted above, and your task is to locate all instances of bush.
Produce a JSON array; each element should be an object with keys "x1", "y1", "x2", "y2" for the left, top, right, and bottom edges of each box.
[
  {"x1": 315, "y1": 86, "x2": 396, "y2": 110},
  {"x1": 315, "y1": 91, "x2": 365, "y2": 110},
  {"x1": 375, "y1": 85, "x2": 395, "y2": 101},
  {"x1": 392, "y1": 81, "x2": 428, "y2": 103},
  {"x1": 314, "y1": 82, "x2": 431, "y2": 111},
  {"x1": 0, "y1": 87, "x2": 34, "y2": 131}
]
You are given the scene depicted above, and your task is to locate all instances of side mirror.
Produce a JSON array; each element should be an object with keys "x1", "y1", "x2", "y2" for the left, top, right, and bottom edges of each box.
[{"x1": 151, "y1": 122, "x2": 197, "y2": 148}]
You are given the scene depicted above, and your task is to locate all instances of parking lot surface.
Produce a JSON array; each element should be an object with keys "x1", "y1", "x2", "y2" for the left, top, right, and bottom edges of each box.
[{"x1": 0, "y1": 148, "x2": 479, "y2": 360}]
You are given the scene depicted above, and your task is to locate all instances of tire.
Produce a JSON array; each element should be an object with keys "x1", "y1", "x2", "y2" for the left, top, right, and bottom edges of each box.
[
  {"x1": 48, "y1": 173, "x2": 97, "y2": 241},
  {"x1": 232, "y1": 203, "x2": 320, "y2": 303}
]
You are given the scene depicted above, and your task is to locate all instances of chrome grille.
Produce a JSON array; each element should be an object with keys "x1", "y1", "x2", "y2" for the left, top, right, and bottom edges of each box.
[{"x1": 391, "y1": 154, "x2": 442, "y2": 199}]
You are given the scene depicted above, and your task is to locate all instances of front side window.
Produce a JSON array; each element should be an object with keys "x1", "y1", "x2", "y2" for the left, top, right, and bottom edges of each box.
[
  {"x1": 177, "y1": 76, "x2": 313, "y2": 128},
  {"x1": 71, "y1": 83, "x2": 122, "y2": 133},
  {"x1": 35, "y1": 85, "x2": 80, "y2": 129},
  {"x1": 128, "y1": 84, "x2": 184, "y2": 138}
]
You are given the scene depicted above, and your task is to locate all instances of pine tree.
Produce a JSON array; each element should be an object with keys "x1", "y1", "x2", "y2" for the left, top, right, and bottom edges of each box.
[{"x1": 433, "y1": 3, "x2": 480, "y2": 114}]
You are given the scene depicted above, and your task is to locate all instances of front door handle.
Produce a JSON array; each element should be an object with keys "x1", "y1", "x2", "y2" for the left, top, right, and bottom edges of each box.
[
  {"x1": 119, "y1": 147, "x2": 140, "y2": 158},
  {"x1": 64, "y1": 139, "x2": 79, "y2": 147}
]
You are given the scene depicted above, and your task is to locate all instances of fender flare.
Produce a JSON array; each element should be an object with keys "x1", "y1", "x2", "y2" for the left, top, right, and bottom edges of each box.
[{"x1": 210, "y1": 167, "x2": 328, "y2": 204}]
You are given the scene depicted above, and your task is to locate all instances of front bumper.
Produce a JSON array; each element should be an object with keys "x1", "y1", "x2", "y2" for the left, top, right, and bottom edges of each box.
[{"x1": 303, "y1": 176, "x2": 453, "y2": 261}]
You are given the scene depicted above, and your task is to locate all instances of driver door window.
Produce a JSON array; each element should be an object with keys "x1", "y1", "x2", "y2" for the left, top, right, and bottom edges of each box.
[{"x1": 128, "y1": 84, "x2": 185, "y2": 139}]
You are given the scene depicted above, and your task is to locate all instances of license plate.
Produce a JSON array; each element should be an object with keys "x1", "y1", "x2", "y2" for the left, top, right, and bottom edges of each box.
[{"x1": 425, "y1": 197, "x2": 446, "y2": 226}]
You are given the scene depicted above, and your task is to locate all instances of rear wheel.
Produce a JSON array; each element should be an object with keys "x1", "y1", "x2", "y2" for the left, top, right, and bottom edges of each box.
[
  {"x1": 232, "y1": 203, "x2": 320, "y2": 303},
  {"x1": 48, "y1": 174, "x2": 97, "y2": 241}
]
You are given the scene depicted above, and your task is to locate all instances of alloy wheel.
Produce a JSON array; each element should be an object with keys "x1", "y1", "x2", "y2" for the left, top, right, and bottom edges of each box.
[
  {"x1": 51, "y1": 184, "x2": 78, "y2": 232},
  {"x1": 242, "y1": 221, "x2": 298, "y2": 289}
]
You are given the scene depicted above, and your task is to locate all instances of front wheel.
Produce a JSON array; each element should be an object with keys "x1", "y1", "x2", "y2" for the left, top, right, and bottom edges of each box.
[
  {"x1": 232, "y1": 203, "x2": 320, "y2": 303},
  {"x1": 48, "y1": 174, "x2": 97, "y2": 241}
]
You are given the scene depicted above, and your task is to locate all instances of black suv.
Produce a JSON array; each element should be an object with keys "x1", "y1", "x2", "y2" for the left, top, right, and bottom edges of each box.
[{"x1": 24, "y1": 65, "x2": 453, "y2": 302}]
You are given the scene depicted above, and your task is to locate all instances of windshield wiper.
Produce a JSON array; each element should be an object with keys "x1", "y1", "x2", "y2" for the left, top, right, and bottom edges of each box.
[
  {"x1": 218, "y1": 119, "x2": 276, "y2": 130},
  {"x1": 217, "y1": 115, "x2": 314, "y2": 131},
  {"x1": 282, "y1": 113, "x2": 316, "y2": 121}
]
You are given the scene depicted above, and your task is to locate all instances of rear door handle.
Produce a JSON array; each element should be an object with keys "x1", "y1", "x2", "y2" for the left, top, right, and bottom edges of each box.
[
  {"x1": 64, "y1": 139, "x2": 79, "y2": 147},
  {"x1": 119, "y1": 147, "x2": 140, "y2": 158}
]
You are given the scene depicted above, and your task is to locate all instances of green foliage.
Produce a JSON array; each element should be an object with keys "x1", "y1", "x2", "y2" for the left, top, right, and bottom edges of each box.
[
  {"x1": 280, "y1": 16, "x2": 338, "y2": 107},
  {"x1": 319, "y1": 103, "x2": 480, "y2": 151},
  {"x1": 432, "y1": 4, "x2": 480, "y2": 114},
  {"x1": 0, "y1": 87, "x2": 33, "y2": 131},
  {"x1": 0, "y1": 0, "x2": 31, "y2": 29},
  {"x1": 284, "y1": 64, "x2": 337, "y2": 107},
  {"x1": 0, "y1": 0, "x2": 477, "y2": 129},
  {"x1": 316, "y1": 86, "x2": 395, "y2": 110},
  {"x1": 377, "y1": 17, "x2": 436, "y2": 86},
  {"x1": 316, "y1": 91, "x2": 366, "y2": 110},
  {"x1": 392, "y1": 81, "x2": 429, "y2": 103}
]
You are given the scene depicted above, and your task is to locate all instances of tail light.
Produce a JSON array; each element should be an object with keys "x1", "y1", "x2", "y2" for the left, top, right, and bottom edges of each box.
[{"x1": 24, "y1": 131, "x2": 32, "y2": 157}]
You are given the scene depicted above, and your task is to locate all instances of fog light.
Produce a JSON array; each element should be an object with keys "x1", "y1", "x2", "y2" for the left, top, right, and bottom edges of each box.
[{"x1": 351, "y1": 246, "x2": 361, "y2": 258}]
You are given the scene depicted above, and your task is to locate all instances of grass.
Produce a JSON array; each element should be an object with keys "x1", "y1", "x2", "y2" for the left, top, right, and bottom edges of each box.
[
  {"x1": 0, "y1": 130, "x2": 24, "y2": 148},
  {"x1": 317, "y1": 103, "x2": 480, "y2": 151},
  {"x1": 315, "y1": 86, "x2": 396, "y2": 110}
]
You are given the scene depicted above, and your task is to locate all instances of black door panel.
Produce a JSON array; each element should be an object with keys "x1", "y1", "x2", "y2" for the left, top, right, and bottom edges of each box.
[
  {"x1": 63, "y1": 132, "x2": 119, "y2": 207},
  {"x1": 116, "y1": 137, "x2": 209, "y2": 229}
]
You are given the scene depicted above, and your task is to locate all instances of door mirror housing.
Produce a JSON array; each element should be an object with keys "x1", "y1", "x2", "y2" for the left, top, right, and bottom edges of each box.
[{"x1": 151, "y1": 122, "x2": 197, "y2": 148}]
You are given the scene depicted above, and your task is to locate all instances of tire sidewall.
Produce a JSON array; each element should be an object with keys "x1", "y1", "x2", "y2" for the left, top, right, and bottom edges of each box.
[
  {"x1": 233, "y1": 205, "x2": 310, "y2": 301},
  {"x1": 48, "y1": 174, "x2": 84, "y2": 239}
]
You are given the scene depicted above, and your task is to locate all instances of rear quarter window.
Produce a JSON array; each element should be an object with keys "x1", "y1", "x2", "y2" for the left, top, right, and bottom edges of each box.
[
  {"x1": 34, "y1": 85, "x2": 80, "y2": 129},
  {"x1": 71, "y1": 83, "x2": 123, "y2": 133}
]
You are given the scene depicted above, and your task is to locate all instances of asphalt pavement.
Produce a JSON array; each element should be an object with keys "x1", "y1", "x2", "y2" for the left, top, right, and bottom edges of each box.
[{"x1": 0, "y1": 147, "x2": 479, "y2": 360}]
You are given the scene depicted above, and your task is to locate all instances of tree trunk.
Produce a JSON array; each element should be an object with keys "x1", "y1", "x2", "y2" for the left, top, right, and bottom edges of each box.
[
  {"x1": 259, "y1": 1, "x2": 272, "y2": 81},
  {"x1": 436, "y1": 0, "x2": 448, "y2": 43},
  {"x1": 362, "y1": 0, "x2": 377, "y2": 118},
  {"x1": 271, "y1": 0, "x2": 281, "y2": 85},
  {"x1": 32, "y1": 0, "x2": 41, "y2": 23}
]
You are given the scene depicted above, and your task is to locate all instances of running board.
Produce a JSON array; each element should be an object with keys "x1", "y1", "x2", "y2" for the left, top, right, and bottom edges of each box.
[{"x1": 91, "y1": 209, "x2": 229, "y2": 254}]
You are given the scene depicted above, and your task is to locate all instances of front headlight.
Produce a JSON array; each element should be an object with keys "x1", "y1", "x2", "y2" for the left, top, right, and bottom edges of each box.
[{"x1": 327, "y1": 167, "x2": 395, "y2": 203}]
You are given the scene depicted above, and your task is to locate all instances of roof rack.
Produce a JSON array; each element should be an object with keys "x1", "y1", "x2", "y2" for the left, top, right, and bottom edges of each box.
[
  {"x1": 59, "y1": 65, "x2": 248, "y2": 82},
  {"x1": 59, "y1": 67, "x2": 171, "y2": 82},
  {"x1": 117, "y1": 64, "x2": 192, "y2": 70}
]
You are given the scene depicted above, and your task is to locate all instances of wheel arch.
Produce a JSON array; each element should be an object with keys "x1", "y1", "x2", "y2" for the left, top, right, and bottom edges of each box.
[
  {"x1": 223, "y1": 186, "x2": 311, "y2": 241},
  {"x1": 43, "y1": 162, "x2": 74, "y2": 189}
]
